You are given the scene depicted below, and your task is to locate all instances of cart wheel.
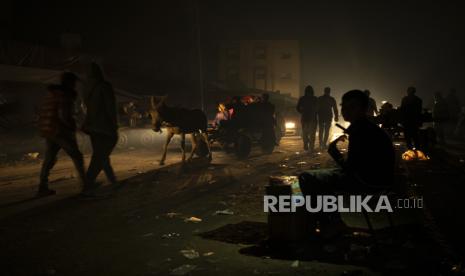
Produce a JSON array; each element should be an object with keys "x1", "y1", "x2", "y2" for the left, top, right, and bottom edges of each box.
[{"x1": 234, "y1": 134, "x2": 252, "y2": 159}]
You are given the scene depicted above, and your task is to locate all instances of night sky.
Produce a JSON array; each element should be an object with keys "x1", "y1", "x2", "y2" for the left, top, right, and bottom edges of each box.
[{"x1": 4, "y1": 0, "x2": 465, "y2": 106}]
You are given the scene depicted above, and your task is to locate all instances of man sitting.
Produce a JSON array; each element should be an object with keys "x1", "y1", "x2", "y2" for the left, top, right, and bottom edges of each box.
[{"x1": 299, "y1": 90, "x2": 395, "y2": 234}]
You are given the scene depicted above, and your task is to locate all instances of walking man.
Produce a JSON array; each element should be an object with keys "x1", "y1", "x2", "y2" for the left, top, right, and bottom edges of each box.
[
  {"x1": 297, "y1": 85, "x2": 318, "y2": 152},
  {"x1": 400, "y1": 86, "x2": 423, "y2": 150},
  {"x1": 82, "y1": 63, "x2": 119, "y2": 190},
  {"x1": 317, "y1": 87, "x2": 339, "y2": 149},
  {"x1": 37, "y1": 72, "x2": 88, "y2": 196}
]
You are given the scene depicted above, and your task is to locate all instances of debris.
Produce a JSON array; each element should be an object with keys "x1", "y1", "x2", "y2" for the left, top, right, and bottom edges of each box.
[
  {"x1": 352, "y1": 231, "x2": 371, "y2": 238},
  {"x1": 180, "y1": 249, "x2": 200, "y2": 259},
  {"x1": 184, "y1": 216, "x2": 202, "y2": 223},
  {"x1": 402, "y1": 149, "x2": 430, "y2": 161},
  {"x1": 162, "y1": 233, "x2": 180, "y2": 239},
  {"x1": 279, "y1": 164, "x2": 288, "y2": 168},
  {"x1": 214, "y1": 209, "x2": 234, "y2": 215},
  {"x1": 141, "y1": 232, "x2": 154, "y2": 237},
  {"x1": 310, "y1": 163, "x2": 321, "y2": 169},
  {"x1": 170, "y1": 264, "x2": 197, "y2": 275},
  {"x1": 165, "y1": 212, "x2": 181, "y2": 218},
  {"x1": 25, "y1": 152, "x2": 40, "y2": 160},
  {"x1": 295, "y1": 151, "x2": 301, "y2": 155},
  {"x1": 297, "y1": 161, "x2": 307, "y2": 165},
  {"x1": 203, "y1": 252, "x2": 214, "y2": 256},
  {"x1": 291, "y1": 260, "x2": 299, "y2": 268}
]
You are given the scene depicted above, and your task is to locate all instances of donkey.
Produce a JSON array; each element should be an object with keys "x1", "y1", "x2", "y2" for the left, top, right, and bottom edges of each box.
[{"x1": 149, "y1": 96, "x2": 212, "y2": 165}]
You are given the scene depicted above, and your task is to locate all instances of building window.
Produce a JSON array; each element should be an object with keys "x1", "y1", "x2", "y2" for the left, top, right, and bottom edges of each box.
[
  {"x1": 226, "y1": 47, "x2": 240, "y2": 60},
  {"x1": 254, "y1": 46, "x2": 267, "y2": 59}
]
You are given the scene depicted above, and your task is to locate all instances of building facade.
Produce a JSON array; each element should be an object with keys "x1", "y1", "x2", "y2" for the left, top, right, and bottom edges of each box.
[{"x1": 218, "y1": 40, "x2": 300, "y2": 98}]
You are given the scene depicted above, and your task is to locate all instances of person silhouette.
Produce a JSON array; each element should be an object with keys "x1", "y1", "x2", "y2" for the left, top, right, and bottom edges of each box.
[
  {"x1": 400, "y1": 87, "x2": 423, "y2": 150},
  {"x1": 297, "y1": 85, "x2": 318, "y2": 152},
  {"x1": 317, "y1": 87, "x2": 339, "y2": 149}
]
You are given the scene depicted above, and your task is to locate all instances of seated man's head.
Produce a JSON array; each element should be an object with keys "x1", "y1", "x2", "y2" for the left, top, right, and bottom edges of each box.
[
  {"x1": 407, "y1": 86, "x2": 416, "y2": 96},
  {"x1": 341, "y1": 90, "x2": 369, "y2": 122}
]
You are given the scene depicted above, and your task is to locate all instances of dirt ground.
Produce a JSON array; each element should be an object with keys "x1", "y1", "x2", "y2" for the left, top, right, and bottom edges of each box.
[{"x1": 1, "y1": 135, "x2": 464, "y2": 275}]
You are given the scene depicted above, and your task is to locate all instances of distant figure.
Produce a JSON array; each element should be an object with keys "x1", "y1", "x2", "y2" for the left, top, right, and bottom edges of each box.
[
  {"x1": 82, "y1": 63, "x2": 118, "y2": 192},
  {"x1": 432, "y1": 92, "x2": 449, "y2": 145},
  {"x1": 123, "y1": 101, "x2": 142, "y2": 128},
  {"x1": 364, "y1": 90, "x2": 378, "y2": 117},
  {"x1": 378, "y1": 101, "x2": 399, "y2": 135},
  {"x1": 446, "y1": 89, "x2": 461, "y2": 135},
  {"x1": 297, "y1": 85, "x2": 318, "y2": 152},
  {"x1": 213, "y1": 102, "x2": 230, "y2": 128},
  {"x1": 317, "y1": 87, "x2": 339, "y2": 149},
  {"x1": 446, "y1": 89, "x2": 461, "y2": 121},
  {"x1": 37, "y1": 72, "x2": 88, "y2": 196},
  {"x1": 400, "y1": 87, "x2": 423, "y2": 150},
  {"x1": 228, "y1": 96, "x2": 245, "y2": 120}
]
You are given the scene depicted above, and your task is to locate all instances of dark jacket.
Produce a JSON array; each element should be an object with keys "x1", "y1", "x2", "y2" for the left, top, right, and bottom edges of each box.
[
  {"x1": 297, "y1": 95, "x2": 318, "y2": 122},
  {"x1": 345, "y1": 118, "x2": 395, "y2": 187},
  {"x1": 400, "y1": 95, "x2": 423, "y2": 126},
  {"x1": 317, "y1": 95, "x2": 338, "y2": 119},
  {"x1": 38, "y1": 85, "x2": 77, "y2": 138},
  {"x1": 82, "y1": 65, "x2": 118, "y2": 137}
]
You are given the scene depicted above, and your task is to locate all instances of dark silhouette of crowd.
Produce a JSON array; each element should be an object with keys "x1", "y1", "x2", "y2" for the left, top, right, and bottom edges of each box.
[{"x1": 296, "y1": 85, "x2": 464, "y2": 153}]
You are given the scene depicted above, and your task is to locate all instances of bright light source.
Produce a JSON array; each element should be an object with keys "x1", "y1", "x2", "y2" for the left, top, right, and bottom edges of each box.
[
  {"x1": 285, "y1": 121, "x2": 296, "y2": 129},
  {"x1": 381, "y1": 100, "x2": 388, "y2": 105}
]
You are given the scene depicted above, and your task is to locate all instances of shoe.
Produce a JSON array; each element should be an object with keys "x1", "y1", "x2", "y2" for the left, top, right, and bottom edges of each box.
[{"x1": 37, "y1": 187, "x2": 56, "y2": 197}]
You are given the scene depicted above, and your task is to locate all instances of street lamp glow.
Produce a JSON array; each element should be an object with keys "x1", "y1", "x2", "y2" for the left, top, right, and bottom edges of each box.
[{"x1": 285, "y1": 121, "x2": 296, "y2": 129}]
